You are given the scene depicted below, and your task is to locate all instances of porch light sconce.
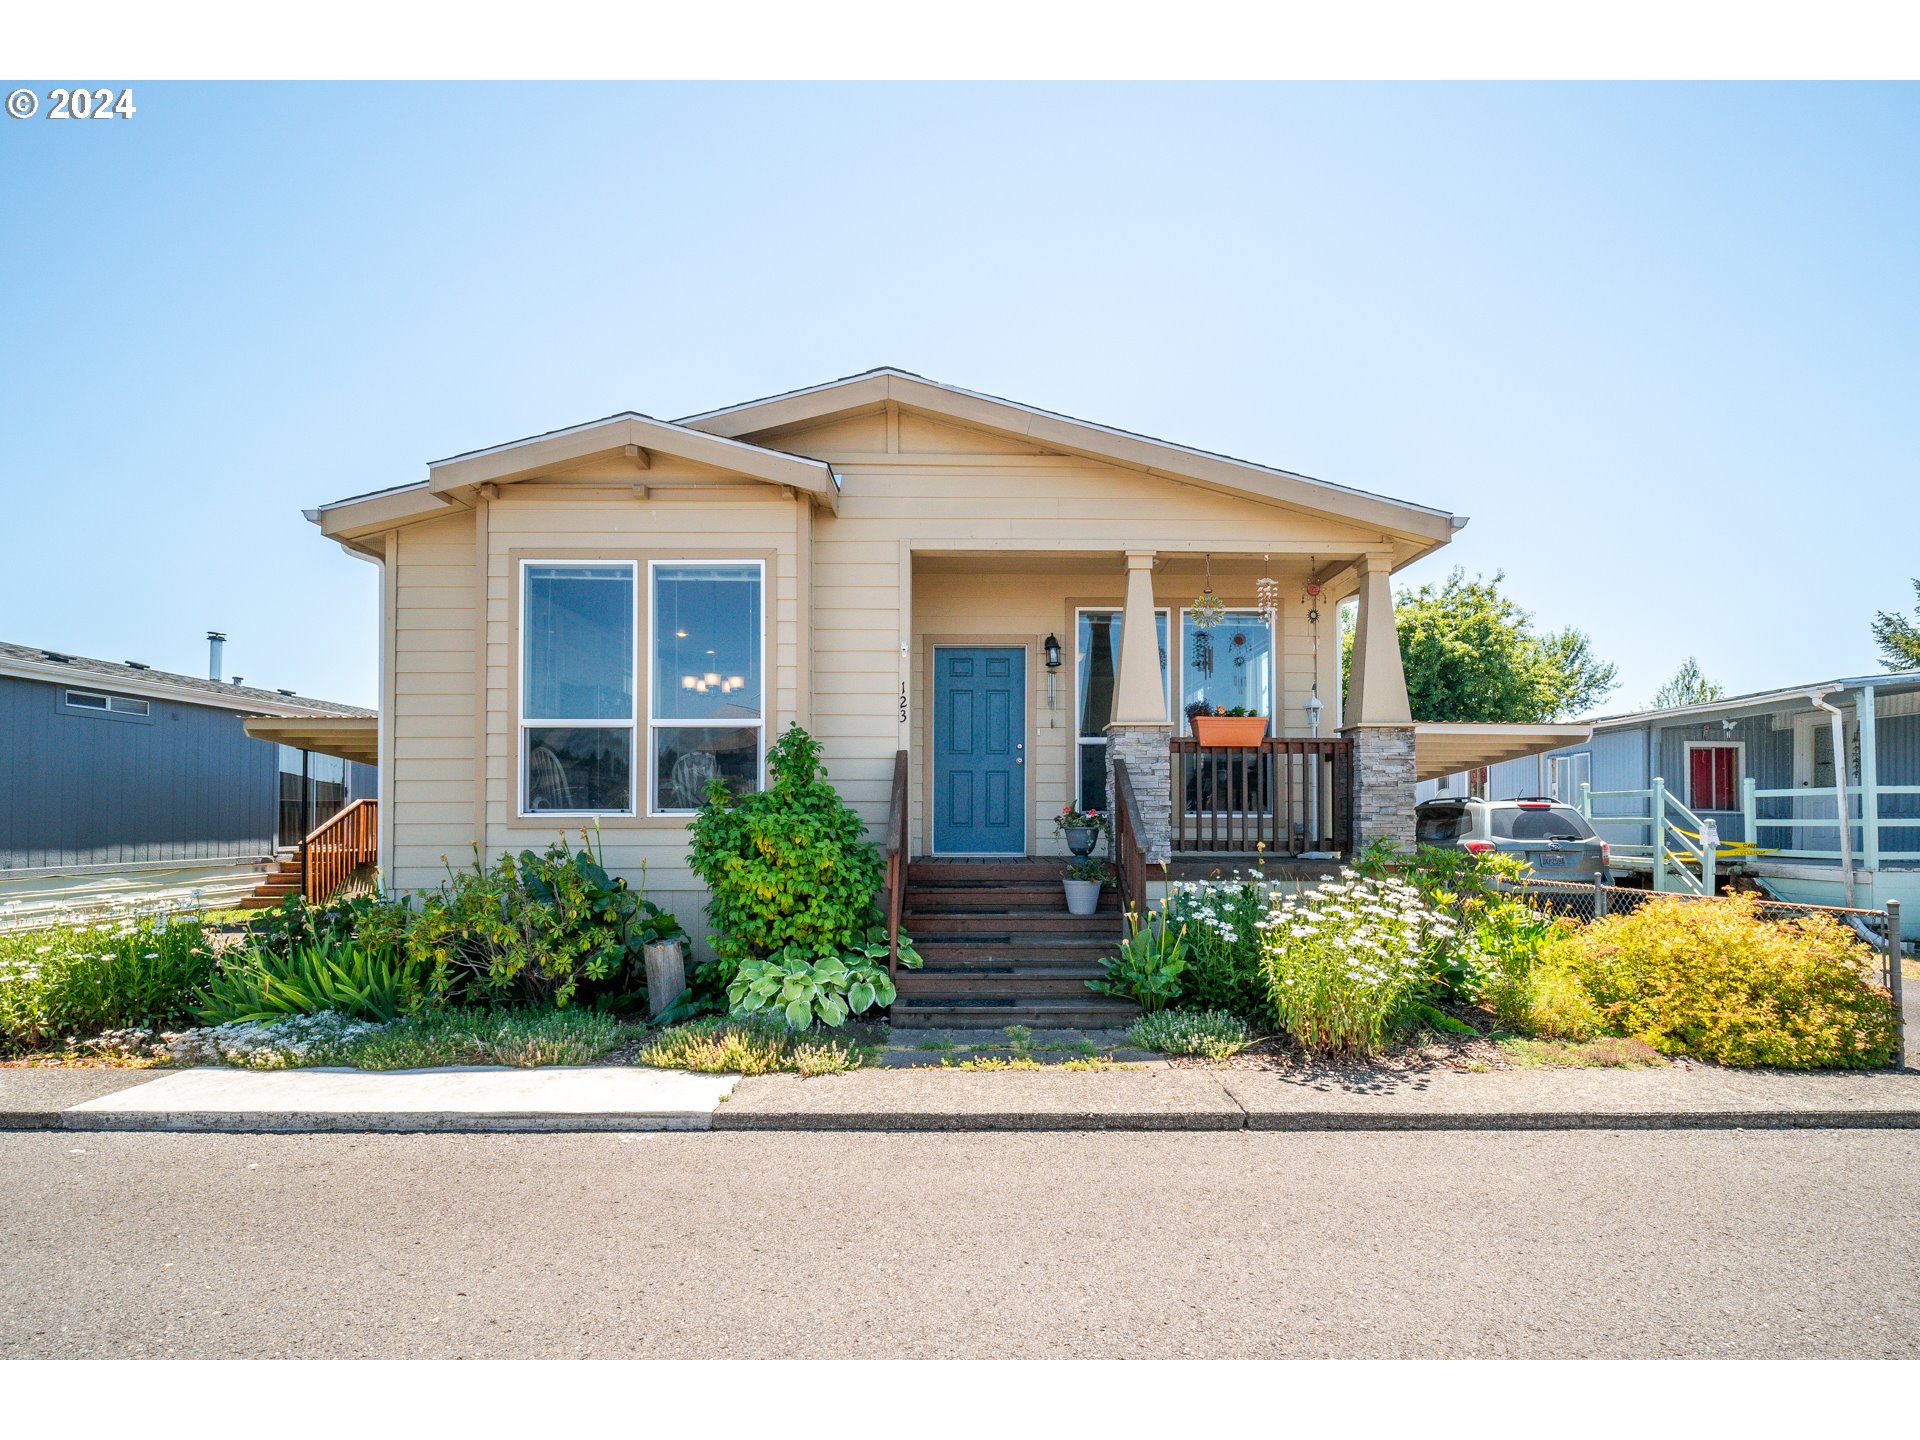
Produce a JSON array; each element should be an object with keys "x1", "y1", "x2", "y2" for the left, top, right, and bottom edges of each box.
[
  {"x1": 1304, "y1": 688, "x2": 1324, "y2": 738},
  {"x1": 1043, "y1": 633, "x2": 1062, "y2": 711},
  {"x1": 1043, "y1": 634, "x2": 1062, "y2": 668}
]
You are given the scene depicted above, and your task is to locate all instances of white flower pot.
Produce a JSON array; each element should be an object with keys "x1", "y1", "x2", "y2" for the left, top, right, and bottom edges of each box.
[{"x1": 1062, "y1": 879, "x2": 1104, "y2": 917}]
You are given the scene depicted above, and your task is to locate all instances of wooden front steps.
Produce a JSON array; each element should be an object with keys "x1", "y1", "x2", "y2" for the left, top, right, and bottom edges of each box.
[
  {"x1": 893, "y1": 858, "x2": 1135, "y2": 1029},
  {"x1": 237, "y1": 851, "x2": 303, "y2": 910}
]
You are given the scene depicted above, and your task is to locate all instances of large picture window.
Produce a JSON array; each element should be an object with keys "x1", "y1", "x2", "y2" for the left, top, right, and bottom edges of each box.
[
  {"x1": 1179, "y1": 609, "x2": 1274, "y2": 732},
  {"x1": 520, "y1": 562, "x2": 635, "y2": 815},
  {"x1": 650, "y1": 561, "x2": 764, "y2": 813},
  {"x1": 1074, "y1": 608, "x2": 1170, "y2": 811}
]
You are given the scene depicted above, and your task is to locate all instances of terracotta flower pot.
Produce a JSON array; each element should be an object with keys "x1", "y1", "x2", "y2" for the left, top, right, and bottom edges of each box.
[{"x1": 1191, "y1": 714, "x2": 1268, "y2": 747}]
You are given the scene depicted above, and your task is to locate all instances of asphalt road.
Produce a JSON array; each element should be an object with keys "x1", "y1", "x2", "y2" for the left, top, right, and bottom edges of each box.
[{"x1": 3, "y1": 1129, "x2": 1916, "y2": 1358}]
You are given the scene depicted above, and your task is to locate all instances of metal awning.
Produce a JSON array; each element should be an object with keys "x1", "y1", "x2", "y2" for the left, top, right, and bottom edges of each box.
[
  {"x1": 243, "y1": 714, "x2": 379, "y2": 767},
  {"x1": 1411, "y1": 722, "x2": 1592, "y2": 782}
]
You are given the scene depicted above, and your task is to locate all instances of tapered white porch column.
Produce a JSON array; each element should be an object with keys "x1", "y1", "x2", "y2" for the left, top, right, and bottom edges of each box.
[
  {"x1": 1345, "y1": 551, "x2": 1411, "y2": 727},
  {"x1": 1105, "y1": 550, "x2": 1173, "y2": 863},
  {"x1": 1341, "y1": 551, "x2": 1416, "y2": 852},
  {"x1": 1113, "y1": 550, "x2": 1168, "y2": 725}
]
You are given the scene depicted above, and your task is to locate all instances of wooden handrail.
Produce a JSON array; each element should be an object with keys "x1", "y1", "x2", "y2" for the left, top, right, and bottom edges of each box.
[
  {"x1": 880, "y1": 749, "x2": 909, "y2": 974},
  {"x1": 1170, "y1": 736, "x2": 1354, "y2": 855},
  {"x1": 1111, "y1": 757, "x2": 1148, "y2": 920},
  {"x1": 302, "y1": 797, "x2": 378, "y2": 905}
]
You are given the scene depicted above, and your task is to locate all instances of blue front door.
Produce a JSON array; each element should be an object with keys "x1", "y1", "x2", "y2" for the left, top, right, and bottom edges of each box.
[{"x1": 933, "y1": 646, "x2": 1026, "y2": 854}]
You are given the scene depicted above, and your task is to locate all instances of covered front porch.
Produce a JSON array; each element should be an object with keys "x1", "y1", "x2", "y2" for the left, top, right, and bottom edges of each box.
[{"x1": 898, "y1": 543, "x2": 1423, "y2": 869}]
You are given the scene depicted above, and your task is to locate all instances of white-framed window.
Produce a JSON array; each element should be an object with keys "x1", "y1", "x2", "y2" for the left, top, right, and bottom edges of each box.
[
  {"x1": 1073, "y1": 606, "x2": 1171, "y2": 810},
  {"x1": 519, "y1": 560, "x2": 637, "y2": 816},
  {"x1": 1548, "y1": 752, "x2": 1592, "y2": 804},
  {"x1": 1684, "y1": 740, "x2": 1744, "y2": 813},
  {"x1": 61, "y1": 688, "x2": 151, "y2": 719},
  {"x1": 1176, "y1": 608, "x2": 1275, "y2": 733},
  {"x1": 648, "y1": 559, "x2": 765, "y2": 815}
]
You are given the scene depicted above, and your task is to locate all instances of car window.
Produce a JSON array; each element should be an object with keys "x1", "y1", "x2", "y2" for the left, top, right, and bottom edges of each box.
[
  {"x1": 1416, "y1": 806, "x2": 1468, "y2": 844},
  {"x1": 1490, "y1": 805, "x2": 1595, "y2": 841}
]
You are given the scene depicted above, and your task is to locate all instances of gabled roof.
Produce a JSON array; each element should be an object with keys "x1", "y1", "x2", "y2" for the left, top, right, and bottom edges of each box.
[
  {"x1": 0, "y1": 640, "x2": 373, "y2": 719},
  {"x1": 679, "y1": 366, "x2": 1462, "y2": 548}
]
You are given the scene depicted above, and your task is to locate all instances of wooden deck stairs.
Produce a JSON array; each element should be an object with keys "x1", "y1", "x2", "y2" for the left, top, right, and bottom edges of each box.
[{"x1": 891, "y1": 858, "x2": 1136, "y2": 1029}]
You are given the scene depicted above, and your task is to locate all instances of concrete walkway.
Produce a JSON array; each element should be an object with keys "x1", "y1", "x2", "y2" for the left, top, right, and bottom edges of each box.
[
  {"x1": 7, "y1": 1060, "x2": 1920, "y2": 1133},
  {"x1": 52, "y1": 1066, "x2": 738, "y2": 1133}
]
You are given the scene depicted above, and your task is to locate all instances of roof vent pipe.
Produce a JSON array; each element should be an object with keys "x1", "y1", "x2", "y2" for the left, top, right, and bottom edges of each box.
[{"x1": 207, "y1": 631, "x2": 226, "y2": 682}]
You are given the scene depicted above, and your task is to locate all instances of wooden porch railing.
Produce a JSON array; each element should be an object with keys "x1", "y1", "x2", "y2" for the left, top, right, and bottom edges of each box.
[
  {"x1": 301, "y1": 797, "x2": 378, "y2": 904},
  {"x1": 1112, "y1": 757, "x2": 1148, "y2": 918},
  {"x1": 1171, "y1": 737, "x2": 1353, "y2": 855},
  {"x1": 880, "y1": 749, "x2": 909, "y2": 975}
]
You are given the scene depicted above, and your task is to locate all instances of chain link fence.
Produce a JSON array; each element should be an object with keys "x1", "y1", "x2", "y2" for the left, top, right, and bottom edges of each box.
[{"x1": 1509, "y1": 877, "x2": 1908, "y2": 1067}]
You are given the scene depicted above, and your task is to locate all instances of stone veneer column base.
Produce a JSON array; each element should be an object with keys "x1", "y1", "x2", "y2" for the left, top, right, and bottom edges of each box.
[
  {"x1": 1343, "y1": 724, "x2": 1417, "y2": 854},
  {"x1": 1105, "y1": 723, "x2": 1174, "y2": 865}
]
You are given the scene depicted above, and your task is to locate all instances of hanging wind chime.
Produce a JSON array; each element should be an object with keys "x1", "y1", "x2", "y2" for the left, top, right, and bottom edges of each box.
[{"x1": 1303, "y1": 559, "x2": 1325, "y2": 736}]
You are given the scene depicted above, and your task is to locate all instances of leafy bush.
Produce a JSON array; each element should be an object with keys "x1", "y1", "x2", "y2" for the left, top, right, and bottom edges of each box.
[
  {"x1": 406, "y1": 833, "x2": 680, "y2": 1009},
  {"x1": 1126, "y1": 1007, "x2": 1253, "y2": 1059},
  {"x1": 238, "y1": 890, "x2": 411, "y2": 962},
  {"x1": 1089, "y1": 907, "x2": 1188, "y2": 1013},
  {"x1": 686, "y1": 726, "x2": 883, "y2": 987},
  {"x1": 636, "y1": 1016, "x2": 870, "y2": 1075},
  {"x1": 1545, "y1": 894, "x2": 1898, "y2": 1069},
  {"x1": 1481, "y1": 957, "x2": 1600, "y2": 1040},
  {"x1": 199, "y1": 937, "x2": 427, "y2": 1024},
  {"x1": 0, "y1": 909, "x2": 216, "y2": 1048},
  {"x1": 1165, "y1": 874, "x2": 1275, "y2": 1025},
  {"x1": 1258, "y1": 872, "x2": 1456, "y2": 1055},
  {"x1": 726, "y1": 928, "x2": 907, "y2": 1028}
]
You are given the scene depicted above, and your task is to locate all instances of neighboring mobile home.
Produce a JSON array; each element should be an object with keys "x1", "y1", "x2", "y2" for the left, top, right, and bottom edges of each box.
[
  {"x1": 1419, "y1": 671, "x2": 1920, "y2": 909},
  {"x1": 0, "y1": 638, "x2": 376, "y2": 927},
  {"x1": 308, "y1": 369, "x2": 1575, "y2": 1017}
]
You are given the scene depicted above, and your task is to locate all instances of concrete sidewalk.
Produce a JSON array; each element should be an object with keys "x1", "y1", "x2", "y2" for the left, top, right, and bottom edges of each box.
[{"x1": 11, "y1": 1060, "x2": 1920, "y2": 1134}]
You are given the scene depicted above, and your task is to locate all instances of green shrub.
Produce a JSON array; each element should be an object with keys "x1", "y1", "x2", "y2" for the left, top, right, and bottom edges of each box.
[
  {"x1": 685, "y1": 726, "x2": 882, "y2": 988},
  {"x1": 635, "y1": 1016, "x2": 870, "y2": 1075},
  {"x1": 199, "y1": 937, "x2": 427, "y2": 1024},
  {"x1": 1482, "y1": 958, "x2": 1600, "y2": 1040},
  {"x1": 1126, "y1": 1007, "x2": 1253, "y2": 1059},
  {"x1": 726, "y1": 928, "x2": 910, "y2": 1028},
  {"x1": 238, "y1": 890, "x2": 411, "y2": 961},
  {"x1": 1089, "y1": 906, "x2": 1188, "y2": 1013},
  {"x1": 1258, "y1": 872, "x2": 1450, "y2": 1055},
  {"x1": 406, "y1": 833, "x2": 681, "y2": 1009},
  {"x1": 1165, "y1": 874, "x2": 1274, "y2": 1025},
  {"x1": 1545, "y1": 894, "x2": 1897, "y2": 1069},
  {"x1": 0, "y1": 910, "x2": 216, "y2": 1048}
]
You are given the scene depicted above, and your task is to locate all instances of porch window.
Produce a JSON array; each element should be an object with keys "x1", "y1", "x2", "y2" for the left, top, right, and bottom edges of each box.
[
  {"x1": 650, "y1": 561, "x2": 764, "y2": 814},
  {"x1": 1074, "y1": 608, "x2": 1169, "y2": 811},
  {"x1": 520, "y1": 562, "x2": 635, "y2": 815},
  {"x1": 1685, "y1": 741, "x2": 1742, "y2": 813},
  {"x1": 1179, "y1": 609, "x2": 1273, "y2": 731}
]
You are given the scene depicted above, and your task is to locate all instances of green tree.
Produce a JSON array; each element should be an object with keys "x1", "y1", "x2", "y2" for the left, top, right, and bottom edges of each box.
[
  {"x1": 1344, "y1": 569, "x2": 1618, "y2": 723},
  {"x1": 1871, "y1": 579, "x2": 1920, "y2": 669},
  {"x1": 1649, "y1": 656, "x2": 1724, "y2": 710}
]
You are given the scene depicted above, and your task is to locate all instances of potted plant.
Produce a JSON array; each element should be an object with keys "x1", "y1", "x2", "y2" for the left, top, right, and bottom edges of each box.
[
  {"x1": 1053, "y1": 803, "x2": 1109, "y2": 857},
  {"x1": 1190, "y1": 703, "x2": 1268, "y2": 747},
  {"x1": 1062, "y1": 857, "x2": 1113, "y2": 917}
]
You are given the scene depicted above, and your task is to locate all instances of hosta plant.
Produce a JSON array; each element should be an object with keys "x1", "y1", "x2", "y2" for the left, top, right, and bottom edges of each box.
[{"x1": 726, "y1": 927, "x2": 918, "y2": 1029}]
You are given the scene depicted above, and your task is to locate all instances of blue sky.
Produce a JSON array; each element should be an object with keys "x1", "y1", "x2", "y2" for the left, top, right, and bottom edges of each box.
[{"x1": 3, "y1": 82, "x2": 1914, "y2": 711}]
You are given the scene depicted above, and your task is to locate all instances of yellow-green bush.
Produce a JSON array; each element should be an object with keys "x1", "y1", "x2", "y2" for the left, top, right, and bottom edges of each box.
[
  {"x1": 1483, "y1": 958, "x2": 1601, "y2": 1041},
  {"x1": 1544, "y1": 895, "x2": 1897, "y2": 1069}
]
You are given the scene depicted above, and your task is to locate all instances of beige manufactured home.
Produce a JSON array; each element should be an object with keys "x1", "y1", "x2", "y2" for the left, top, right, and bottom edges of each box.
[{"x1": 300, "y1": 369, "x2": 1576, "y2": 991}]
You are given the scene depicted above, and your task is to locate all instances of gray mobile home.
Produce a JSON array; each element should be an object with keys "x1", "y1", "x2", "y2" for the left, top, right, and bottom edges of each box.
[
  {"x1": 0, "y1": 639, "x2": 375, "y2": 927},
  {"x1": 1418, "y1": 671, "x2": 1920, "y2": 908}
]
